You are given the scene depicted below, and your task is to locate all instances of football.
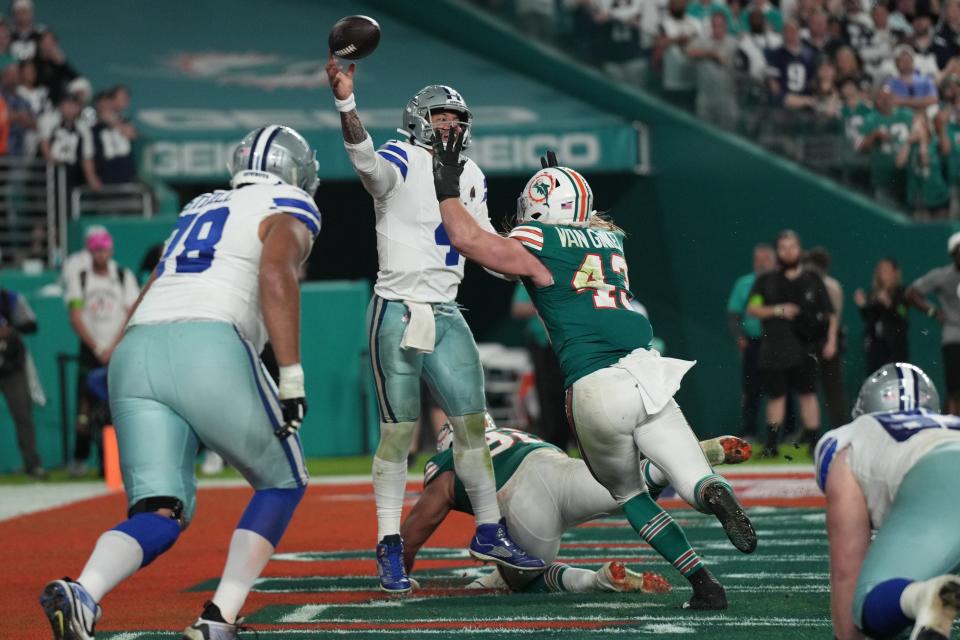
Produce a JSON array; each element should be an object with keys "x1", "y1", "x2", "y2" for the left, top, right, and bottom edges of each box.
[{"x1": 328, "y1": 15, "x2": 381, "y2": 61}]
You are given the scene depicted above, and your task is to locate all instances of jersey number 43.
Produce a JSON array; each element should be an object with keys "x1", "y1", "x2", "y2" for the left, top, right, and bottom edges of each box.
[{"x1": 572, "y1": 253, "x2": 631, "y2": 309}]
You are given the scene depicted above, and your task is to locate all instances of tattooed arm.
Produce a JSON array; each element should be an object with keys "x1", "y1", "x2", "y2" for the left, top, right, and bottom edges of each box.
[{"x1": 326, "y1": 53, "x2": 399, "y2": 199}]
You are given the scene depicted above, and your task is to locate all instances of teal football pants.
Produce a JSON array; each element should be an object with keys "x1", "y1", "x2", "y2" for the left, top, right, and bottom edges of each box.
[
  {"x1": 854, "y1": 441, "x2": 960, "y2": 623},
  {"x1": 366, "y1": 295, "x2": 486, "y2": 423},
  {"x1": 108, "y1": 322, "x2": 309, "y2": 523}
]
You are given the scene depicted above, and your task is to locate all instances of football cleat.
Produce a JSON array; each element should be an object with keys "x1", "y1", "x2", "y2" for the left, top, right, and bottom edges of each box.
[
  {"x1": 596, "y1": 561, "x2": 672, "y2": 594},
  {"x1": 39, "y1": 578, "x2": 102, "y2": 640},
  {"x1": 683, "y1": 566, "x2": 728, "y2": 610},
  {"x1": 469, "y1": 519, "x2": 546, "y2": 571},
  {"x1": 181, "y1": 602, "x2": 249, "y2": 640},
  {"x1": 910, "y1": 575, "x2": 960, "y2": 640},
  {"x1": 702, "y1": 483, "x2": 757, "y2": 553},
  {"x1": 376, "y1": 534, "x2": 412, "y2": 593},
  {"x1": 700, "y1": 436, "x2": 752, "y2": 466}
]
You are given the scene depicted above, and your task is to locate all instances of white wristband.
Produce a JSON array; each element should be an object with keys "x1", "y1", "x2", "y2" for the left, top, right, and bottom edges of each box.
[
  {"x1": 335, "y1": 93, "x2": 356, "y2": 113},
  {"x1": 278, "y1": 363, "x2": 305, "y2": 399}
]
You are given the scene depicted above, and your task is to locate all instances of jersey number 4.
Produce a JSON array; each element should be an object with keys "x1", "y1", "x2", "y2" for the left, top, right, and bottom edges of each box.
[
  {"x1": 157, "y1": 207, "x2": 230, "y2": 276},
  {"x1": 572, "y1": 253, "x2": 631, "y2": 309}
]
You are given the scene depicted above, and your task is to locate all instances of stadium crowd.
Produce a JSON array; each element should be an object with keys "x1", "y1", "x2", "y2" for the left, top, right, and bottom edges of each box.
[{"x1": 474, "y1": 0, "x2": 960, "y2": 217}]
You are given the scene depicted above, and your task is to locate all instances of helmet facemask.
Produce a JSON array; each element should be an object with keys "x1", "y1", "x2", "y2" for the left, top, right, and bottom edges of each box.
[
  {"x1": 400, "y1": 85, "x2": 473, "y2": 149},
  {"x1": 516, "y1": 167, "x2": 594, "y2": 225}
]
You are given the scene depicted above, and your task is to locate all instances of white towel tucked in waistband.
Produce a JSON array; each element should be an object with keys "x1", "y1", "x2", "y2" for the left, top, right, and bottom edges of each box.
[
  {"x1": 613, "y1": 348, "x2": 696, "y2": 415},
  {"x1": 400, "y1": 301, "x2": 436, "y2": 353}
]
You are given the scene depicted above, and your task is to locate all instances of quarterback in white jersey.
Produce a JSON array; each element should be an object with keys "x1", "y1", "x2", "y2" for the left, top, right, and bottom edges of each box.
[
  {"x1": 40, "y1": 125, "x2": 319, "y2": 640},
  {"x1": 815, "y1": 363, "x2": 960, "y2": 640},
  {"x1": 326, "y1": 54, "x2": 543, "y2": 594}
]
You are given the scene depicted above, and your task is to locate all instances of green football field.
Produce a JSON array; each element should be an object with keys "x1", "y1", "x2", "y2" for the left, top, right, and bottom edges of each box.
[{"x1": 96, "y1": 505, "x2": 835, "y2": 639}]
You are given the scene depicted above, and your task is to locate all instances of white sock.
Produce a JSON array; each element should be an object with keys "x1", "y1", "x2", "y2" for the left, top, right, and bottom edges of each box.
[
  {"x1": 450, "y1": 414, "x2": 500, "y2": 524},
  {"x1": 372, "y1": 455, "x2": 408, "y2": 541},
  {"x1": 562, "y1": 567, "x2": 600, "y2": 593},
  {"x1": 77, "y1": 530, "x2": 143, "y2": 603},
  {"x1": 212, "y1": 529, "x2": 274, "y2": 624},
  {"x1": 901, "y1": 580, "x2": 924, "y2": 619}
]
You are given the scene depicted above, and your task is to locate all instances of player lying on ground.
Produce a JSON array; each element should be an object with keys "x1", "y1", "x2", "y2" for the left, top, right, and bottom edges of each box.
[
  {"x1": 815, "y1": 362, "x2": 960, "y2": 640},
  {"x1": 39, "y1": 125, "x2": 320, "y2": 640},
  {"x1": 401, "y1": 416, "x2": 751, "y2": 601},
  {"x1": 429, "y1": 133, "x2": 758, "y2": 609}
]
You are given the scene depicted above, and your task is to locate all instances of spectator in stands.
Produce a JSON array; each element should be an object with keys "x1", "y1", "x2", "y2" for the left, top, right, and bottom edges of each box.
[
  {"x1": 934, "y1": 77, "x2": 960, "y2": 215},
  {"x1": 803, "y1": 247, "x2": 848, "y2": 429},
  {"x1": 747, "y1": 229, "x2": 833, "y2": 457},
  {"x1": 0, "y1": 61, "x2": 34, "y2": 157},
  {"x1": 860, "y1": 4, "x2": 896, "y2": 80},
  {"x1": 766, "y1": 21, "x2": 817, "y2": 105},
  {"x1": 740, "y1": 0, "x2": 783, "y2": 32},
  {"x1": 840, "y1": 77, "x2": 871, "y2": 148},
  {"x1": 0, "y1": 284, "x2": 43, "y2": 478},
  {"x1": 889, "y1": 0, "x2": 917, "y2": 37},
  {"x1": 687, "y1": 12, "x2": 741, "y2": 129},
  {"x1": 0, "y1": 21, "x2": 14, "y2": 68},
  {"x1": 896, "y1": 112, "x2": 950, "y2": 217},
  {"x1": 111, "y1": 84, "x2": 132, "y2": 120},
  {"x1": 593, "y1": 0, "x2": 646, "y2": 85},
  {"x1": 802, "y1": 11, "x2": 842, "y2": 60},
  {"x1": 834, "y1": 46, "x2": 871, "y2": 92},
  {"x1": 726, "y1": 242, "x2": 776, "y2": 439},
  {"x1": 67, "y1": 77, "x2": 95, "y2": 129},
  {"x1": 39, "y1": 94, "x2": 99, "y2": 198},
  {"x1": 737, "y1": 9, "x2": 782, "y2": 81},
  {"x1": 909, "y1": 13, "x2": 942, "y2": 76},
  {"x1": 858, "y1": 86, "x2": 914, "y2": 208},
  {"x1": 91, "y1": 90, "x2": 137, "y2": 185},
  {"x1": 933, "y1": 0, "x2": 960, "y2": 69},
  {"x1": 906, "y1": 231, "x2": 960, "y2": 414},
  {"x1": 784, "y1": 59, "x2": 841, "y2": 115},
  {"x1": 687, "y1": 0, "x2": 736, "y2": 36},
  {"x1": 884, "y1": 45, "x2": 939, "y2": 111},
  {"x1": 657, "y1": 0, "x2": 702, "y2": 99},
  {"x1": 511, "y1": 283, "x2": 568, "y2": 449},
  {"x1": 841, "y1": 0, "x2": 874, "y2": 52},
  {"x1": 63, "y1": 227, "x2": 139, "y2": 476},
  {"x1": 8, "y1": 0, "x2": 44, "y2": 62},
  {"x1": 854, "y1": 257, "x2": 910, "y2": 374},
  {"x1": 514, "y1": 0, "x2": 559, "y2": 43},
  {"x1": 16, "y1": 58, "x2": 47, "y2": 157},
  {"x1": 34, "y1": 31, "x2": 77, "y2": 105}
]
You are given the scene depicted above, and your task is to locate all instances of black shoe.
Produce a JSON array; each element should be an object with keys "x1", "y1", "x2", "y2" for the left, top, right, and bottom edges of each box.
[
  {"x1": 703, "y1": 483, "x2": 757, "y2": 553},
  {"x1": 682, "y1": 567, "x2": 727, "y2": 610},
  {"x1": 759, "y1": 446, "x2": 779, "y2": 459}
]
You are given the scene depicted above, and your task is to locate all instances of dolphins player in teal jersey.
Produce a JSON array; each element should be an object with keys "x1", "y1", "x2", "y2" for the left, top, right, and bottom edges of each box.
[
  {"x1": 428, "y1": 133, "x2": 757, "y2": 609},
  {"x1": 815, "y1": 363, "x2": 960, "y2": 640},
  {"x1": 401, "y1": 416, "x2": 751, "y2": 601}
]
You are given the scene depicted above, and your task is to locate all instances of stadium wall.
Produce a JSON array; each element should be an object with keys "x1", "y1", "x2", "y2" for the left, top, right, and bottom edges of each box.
[{"x1": 370, "y1": 0, "x2": 959, "y2": 434}]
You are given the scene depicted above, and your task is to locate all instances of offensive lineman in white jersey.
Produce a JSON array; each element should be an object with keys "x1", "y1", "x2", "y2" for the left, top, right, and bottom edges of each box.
[
  {"x1": 39, "y1": 125, "x2": 320, "y2": 640},
  {"x1": 325, "y1": 55, "x2": 544, "y2": 592},
  {"x1": 815, "y1": 363, "x2": 960, "y2": 640}
]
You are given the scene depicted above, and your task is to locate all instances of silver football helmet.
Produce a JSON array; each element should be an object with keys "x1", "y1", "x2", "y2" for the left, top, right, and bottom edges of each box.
[
  {"x1": 851, "y1": 362, "x2": 940, "y2": 418},
  {"x1": 399, "y1": 85, "x2": 472, "y2": 149},
  {"x1": 228, "y1": 125, "x2": 320, "y2": 194}
]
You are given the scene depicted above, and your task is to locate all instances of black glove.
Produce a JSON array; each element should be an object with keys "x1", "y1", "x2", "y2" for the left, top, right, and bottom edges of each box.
[
  {"x1": 275, "y1": 397, "x2": 307, "y2": 440},
  {"x1": 432, "y1": 127, "x2": 466, "y2": 202},
  {"x1": 540, "y1": 150, "x2": 559, "y2": 168}
]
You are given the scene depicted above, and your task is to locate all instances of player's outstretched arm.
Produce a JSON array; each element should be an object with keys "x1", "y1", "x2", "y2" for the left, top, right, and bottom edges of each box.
[
  {"x1": 825, "y1": 450, "x2": 870, "y2": 640},
  {"x1": 325, "y1": 53, "x2": 398, "y2": 199},
  {"x1": 259, "y1": 214, "x2": 313, "y2": 439},
  {"x1": 400, "y1": 471, "x2": 455, "y2": 574},
  {"x1": 432, "y1": 130, "x2": 553, "y2": 287}
]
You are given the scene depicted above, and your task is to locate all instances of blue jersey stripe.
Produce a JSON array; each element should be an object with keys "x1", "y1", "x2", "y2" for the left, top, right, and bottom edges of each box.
[
  {"x1": 248, "y1": 128, "x2": 266, "y2": 169},
  {"x1": 815, "y1": 436, "x2": 838, "y2": 492},
  {"x1": 382, "y1": 143, "x2": 408, "y2": 160},
  {"x1": 286, "y1": 212, "x2": 320, "y2": 238},
  {"x1": 272, "y1": 197, "x2": 319, "y2": 216},
  {"x1": 377, "y1": 150, "x2": 408, "y2": 180}
]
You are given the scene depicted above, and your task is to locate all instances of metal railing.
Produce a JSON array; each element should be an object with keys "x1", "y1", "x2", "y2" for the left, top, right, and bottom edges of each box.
[
  {"x1": 0, "y1": 157, "x2": 65, "y2": 269},
  {"x1": 70, "y1": 183, "x2": 154, "y2": 220}
]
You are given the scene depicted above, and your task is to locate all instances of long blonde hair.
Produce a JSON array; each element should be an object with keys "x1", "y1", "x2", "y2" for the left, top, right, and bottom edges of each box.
[{"x1": 505, "y1": 212, "x2": 625, "y2": 236}]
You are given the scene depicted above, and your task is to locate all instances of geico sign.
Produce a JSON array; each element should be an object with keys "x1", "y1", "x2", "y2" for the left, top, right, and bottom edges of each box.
[
  {"x1": 143, "y1": 133, "x2": 603, "y2": 178},
  {"x1": 137, "y1": 107, "x2": 538, "y2": 130}
]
